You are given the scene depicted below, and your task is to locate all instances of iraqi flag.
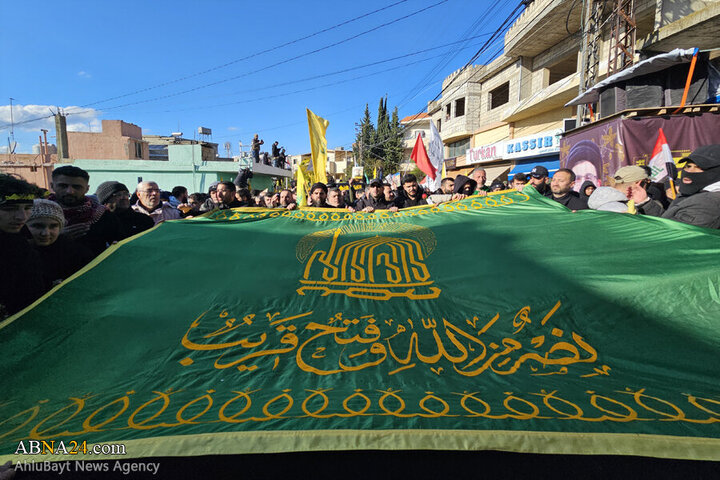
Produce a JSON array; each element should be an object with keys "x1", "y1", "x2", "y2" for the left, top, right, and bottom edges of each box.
[
  {"x1": 411, "y1": 133, "x2": 436, "y2": 182},
  {"x1": 648, "y1": 128, "x2": 673, "y2": 182}
]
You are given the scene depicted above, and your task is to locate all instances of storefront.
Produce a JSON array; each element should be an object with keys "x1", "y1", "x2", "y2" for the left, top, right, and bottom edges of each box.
[
  {"x1": 463, "y1": 141, "x2": 511, "y2": 182},
  {"x1": 505, "y1": 129, "x2": 562, "y2": 179}
]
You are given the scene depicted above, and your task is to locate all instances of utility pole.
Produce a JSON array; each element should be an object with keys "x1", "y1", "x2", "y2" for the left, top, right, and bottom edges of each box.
[
  {"x1": 8, "y1": 97, "x2": 15, "y2": 154},
  {"x1": 41, "y1": 129, "x2": 49, "y2": 162},
  {"x1": 54, "y1": 111, "x2": 69, "y2": 161}
]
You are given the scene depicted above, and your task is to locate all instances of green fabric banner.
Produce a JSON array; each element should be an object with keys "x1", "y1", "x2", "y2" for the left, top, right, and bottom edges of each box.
[{"x1": 2, "y1": 189, "x2": 720, "y2": 462}]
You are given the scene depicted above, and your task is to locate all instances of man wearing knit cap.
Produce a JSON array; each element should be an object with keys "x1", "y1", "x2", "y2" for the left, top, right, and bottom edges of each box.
[
  {"x1": 96, "y1": 181, "x2": 154, "y2": 238},
  {"x1": 26, "y1": 199, "x2": 93, "y2": 287},
  {"x1": 609, "y1": 166, "x2": 664, "y2": 217},
  {"x1": 49, "y1": 166, "x2": 123, "y2": 257},
  {"x1": 662, "y1": 144, "x2": 720, "y2": 228}
]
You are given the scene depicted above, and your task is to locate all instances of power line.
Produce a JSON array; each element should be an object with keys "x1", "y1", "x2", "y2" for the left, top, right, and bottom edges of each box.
[
  {"x1": 348, "y1": 1, "x2": 527, "y2": 156},
  {"x1": 0, "y1": 0, "x2": 433, "y2": 132},
  {"x1": 88, "y1": 0, "x2": 451, "y2": 114},
  {"x1": 78, "y1": 0, "x2": 412, "y2": 108},
  {"x1": 121, "y1": 36, "x2": 495, "y2": 115}
]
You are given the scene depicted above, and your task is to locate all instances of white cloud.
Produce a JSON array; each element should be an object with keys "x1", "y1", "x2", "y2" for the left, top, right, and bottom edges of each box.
[
  {"x1": 0, "y1": 104, "x2": 102, "y2": 132},
  {"x1": 227, "y1": 126, "x2": 238, "y2": 131},
  {"x1": 67, "y1": 117, "x2": 102, "y2": 132},
  {"x1": 77, "y1": 71, "x2": 91, "y2": 78}
]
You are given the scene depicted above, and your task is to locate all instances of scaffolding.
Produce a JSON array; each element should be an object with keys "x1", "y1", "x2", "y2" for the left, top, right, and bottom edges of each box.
[
  {"x1": 607, "y1": 0, "x2": 636, "y2": 75},
  {"x1": 577, "y1": 0, "x2": 606, "y2": 125}
]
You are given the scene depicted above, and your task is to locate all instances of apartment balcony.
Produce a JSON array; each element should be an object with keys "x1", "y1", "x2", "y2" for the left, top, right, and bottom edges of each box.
[
  {"x1": 503, "y1": 72, "x2": 579, "y2": 123},
  {"x1": 504, "y1": 0, "x2": 583, "y2": 58},
  {"x1": 639, "y1": 2, "x2": 720, "y2": 52}
]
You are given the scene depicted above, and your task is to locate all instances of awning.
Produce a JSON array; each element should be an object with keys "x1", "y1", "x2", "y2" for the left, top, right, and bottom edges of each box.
[
  {"x1": 508, "y1": 155, "x2": 560, "y2": 179},
  {"x1": 565, "y1": 48, "x2": 698, "y2": 107}
]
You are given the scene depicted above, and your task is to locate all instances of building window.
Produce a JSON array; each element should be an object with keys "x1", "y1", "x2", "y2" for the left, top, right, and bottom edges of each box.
[
  {"x1": 134, "y1": 142, "x2": 143, "y2": 159},
  {"x1": 445, "y1": 104, "x2": 451, "y2": 120},
  {"x1": 448, "y1": 138, "x2": 470, "y2": 157},
  {"x1": 437, "y1": 119, "x2": 441, "y2": 132},
  {"x1": 149, "y1": 144, "x2": 168, "y2": 160},
  {"x1": 548, "y1": 54, "x2": 578, "y2": 85},
  {"x1": 489, "y1": 82, "x2": 510, "y2": 110},
  {"x1": 455, "y1": 98, "x2": 465, "y2": 117}
]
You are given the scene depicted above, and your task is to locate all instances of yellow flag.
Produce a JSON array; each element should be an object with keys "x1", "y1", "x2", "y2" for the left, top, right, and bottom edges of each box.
[
  {"x1": 296, "y1": 157, "x2": 310, "y2": 207},
  {"x1": 306, "y1": 108, "x2": 329, "y2": 184}
]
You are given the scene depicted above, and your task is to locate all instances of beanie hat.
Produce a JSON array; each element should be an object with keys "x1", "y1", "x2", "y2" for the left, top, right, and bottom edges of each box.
[
  {"x1": 95, "y1": 181, "x2": 129, "y2": 205},
  {"x1": 29, "y1": 199, "x2": 66, "y2": 225}
]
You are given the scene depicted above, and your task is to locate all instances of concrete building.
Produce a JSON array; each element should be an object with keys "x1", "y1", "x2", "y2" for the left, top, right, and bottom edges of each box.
[
  {"x1": 143, "y1": 135, "x2": 219, "y2": 163},
  {"x1": 67, "y1": 120, "x2": 149, "y2": 161},
  {"x1": 290, "y1": 148, "x2": 355, "y2": 182},
  {"x1": 56, "y1": 143, "x2": 291, "y2": 195},
  {"x1": 52, "y1": 121, "x2": 291, "y2": 193},
  {"x1": 429, "y1": 0, "x2": 720, "y2": 182}
]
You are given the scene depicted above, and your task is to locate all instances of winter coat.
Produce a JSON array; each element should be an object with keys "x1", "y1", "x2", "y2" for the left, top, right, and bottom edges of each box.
[
  {"x1": 550, "y1": 191, "x2": 588, "y2": 210},
  {"x1": 662, "y1": 191, "x2": 720, "y2": 229},
  {"x1": 579, "y1": 181, "x2": 596, "y2": 200},
  {"x1": 355, "y1": 194, "x2": 394, "y2": 210},
  {"x1": 115, "y1": 207, "x2": 155, "y2": 239},
  {"x1": 0, "y1": 231, "x2": 46, "y2": 318},
  {"x1": 132, "y1": 201, "x2": 182, "y2": 224},
  {"x1": 453, "y1": 175, "x2": 477, "y2": 195},
  {"x1": 33, "y1": 235, "x2": 94, "y2": 286}
]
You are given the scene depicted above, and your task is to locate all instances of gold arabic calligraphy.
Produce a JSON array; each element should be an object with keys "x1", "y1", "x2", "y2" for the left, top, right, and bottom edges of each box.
[{"x1": 179, "y1": 301, "x2": 605, "y2": 378}]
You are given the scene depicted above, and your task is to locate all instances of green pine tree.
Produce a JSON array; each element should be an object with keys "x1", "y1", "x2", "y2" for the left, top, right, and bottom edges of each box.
[
  {"x1": 354, "y1": 97, "x2": 405, "y2": 180},
  {"x1": 353, "y1": 104, "x2": 375, "y2": 176},
  {"x1": 383, "y1": 107, "x2": 403, "y2": 175}
]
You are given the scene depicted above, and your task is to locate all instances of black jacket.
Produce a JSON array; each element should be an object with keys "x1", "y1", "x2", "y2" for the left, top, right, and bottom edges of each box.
[
  {"x1": 662, "y1": 191, "x2": 720, "y2": 228},
  {"x1": 394, "y1": 194, "x2": 428, "y2": 209},
  {"x1": 533, "y1": 181, "x2": 553, "y2": 198},
  {"x1": 33, "y1": 236, "x2": 94, "y2": 286},
  {"x1": 0, "y1": 231, "x2": 46, "y2": 318},
  {"x1": 80, "y1": 210, "x2": 124, "y2": 257},
  {"x1": 115, "y1": 207, "x2": 155, "y2": 239},
  {"x1": 551, "y1": 191, "x2": 588, "y2": 210},
  {"x1": 355, "y1": 194, "x2": 394, "y2": 210},
  {"x1": 579, "y1": 181, "x2": 596, "y2": 200},
  {"x1": 453, "y1": 175, "x2": 477, "y2": 195}
]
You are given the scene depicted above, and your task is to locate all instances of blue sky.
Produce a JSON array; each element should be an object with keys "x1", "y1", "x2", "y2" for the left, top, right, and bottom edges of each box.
[{"x1": 0, "y1": 0, "x2": 519, "y2": 156}]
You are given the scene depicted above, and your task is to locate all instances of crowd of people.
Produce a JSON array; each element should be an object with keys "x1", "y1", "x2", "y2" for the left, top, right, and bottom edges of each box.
[
  {"x1": 1, "y1": 144, "x2": 718, "y2": 319},
  {"x1": 251, "y1": 134, "x2": 288, "y2": 169}
]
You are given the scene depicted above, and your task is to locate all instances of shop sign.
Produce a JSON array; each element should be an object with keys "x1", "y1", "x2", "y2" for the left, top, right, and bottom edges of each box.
[
  {"x1": 504, "y1": 130, "x2": 562, "y2": 160},
  {"x1": 465, "y1": 142, "x2": 503, "y2": 164}
]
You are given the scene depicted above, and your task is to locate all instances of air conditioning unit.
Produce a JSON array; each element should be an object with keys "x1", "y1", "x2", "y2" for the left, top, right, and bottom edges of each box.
[{"x1": 562, "y1": 118, "x2": 577, "y2": 131}]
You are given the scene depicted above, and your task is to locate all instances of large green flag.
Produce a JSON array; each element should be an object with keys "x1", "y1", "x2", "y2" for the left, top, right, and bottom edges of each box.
[{"x1": 2, "y1": 189, "x2": 720, "y2": 463}]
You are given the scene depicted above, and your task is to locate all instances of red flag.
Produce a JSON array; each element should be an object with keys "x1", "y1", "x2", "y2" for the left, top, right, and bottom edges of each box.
[{"x1": 411, "y1": 133, "x2": 436, "y2": 180}]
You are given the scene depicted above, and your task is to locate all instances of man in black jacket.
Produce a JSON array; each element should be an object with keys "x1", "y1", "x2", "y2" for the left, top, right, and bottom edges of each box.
[
  {"x1": 214, "y1": 181, "x2": 244, "y2": 209},
  {"x1": 96, "y1": 181, "x2": 155, "y2": 239},
  {"x1": 354, "y1": 179, "x2": 397, "y2": 212},
  {"x1": 0, "y1": 174, "x2": 47, "y2": 318},
  {"x1": 395, "y1": 174, "x2": 428, "y2": 209},
  {"x1": 662, "y1": 144, "x2": 720, "y2": 229},
  {"x1": 49, "y1": 166, "x2": 123, "y2": 257},
  {"x1": 528, "y1": 165, "x2": 553, "y2": 197},
  {"x1": 549, "y1": 168, "x2": 588, "y2": 210}
]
